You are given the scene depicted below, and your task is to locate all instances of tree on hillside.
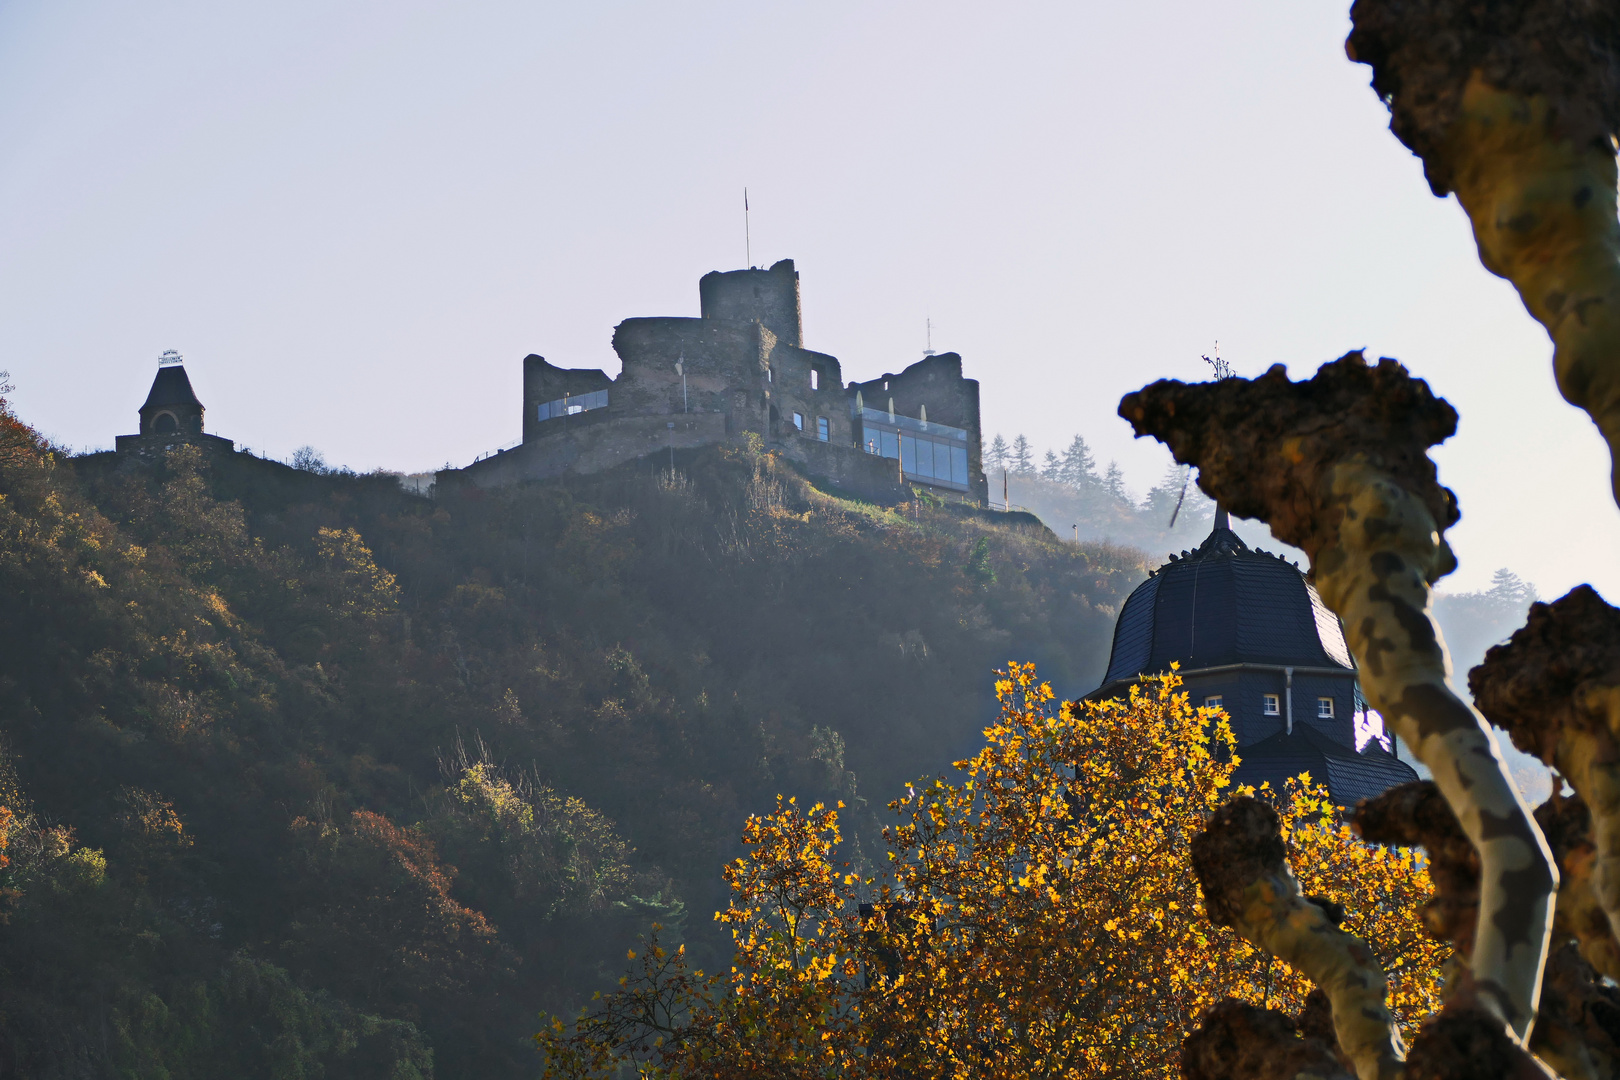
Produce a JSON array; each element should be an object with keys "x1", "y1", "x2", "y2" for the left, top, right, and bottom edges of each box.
[
  {"x1": 538, "y1": 666, "x2": 1442, "y2": 1079},
  {"x1": 1141, "y1": 462, "x2": 1203, "y2": 529},
  {"x1": 1060, "y1": 434, "x2": 1099, "y2": 490},
  {"x1": 1433, "y1": 567, "x2": 1541, "y2": 677},
  {"x1": 1103, "y1": 460, "x2": 1129, "y2": 502},
  {"x1": 1011, "y1": 435, "x2": 1035, "y2": 476},
  {"x1": 1040, "y1": 449, "x2": 1062, "y2": 482},
  {"x1": 985, "y1": 434, "x2": 1009, "y2": 474}
]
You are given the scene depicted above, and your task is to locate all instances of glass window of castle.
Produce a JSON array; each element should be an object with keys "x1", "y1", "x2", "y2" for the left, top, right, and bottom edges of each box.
[
  {"x1": 856, "y1": 405, "x2": 970, "y2": 490},
  {"x1": 536, "y1": 389, "x2": 608, "y2": 423}
]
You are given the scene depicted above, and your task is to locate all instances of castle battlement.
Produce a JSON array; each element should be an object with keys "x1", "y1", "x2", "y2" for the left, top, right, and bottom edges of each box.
[{"x1": 440, "y1": 260, "x2": 989, "y2": 506}]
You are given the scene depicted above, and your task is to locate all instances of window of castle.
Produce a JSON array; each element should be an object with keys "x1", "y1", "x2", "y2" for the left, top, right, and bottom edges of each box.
[
  {"x1": 817, "y1": 416, "x2": 829, "y2": 441},
  {"x1": 792, "y1": 412, "x2": 804, "y2": 431},
  {"x1": 1263, "y1": 694, "x2": 1280, "y2": 716},
  {"x1": 153, "y1": 412, "x2": 177, "y2": 434},
  {"x1": 1204, "y1": 695, "x2": 1223, "y2": 709},
  {"x1": 810, "y1": 369, "x2": 819, "y2": 390},
  {"x1": 1317, "y1": 696, "x2": 1334, "y2": 718}
]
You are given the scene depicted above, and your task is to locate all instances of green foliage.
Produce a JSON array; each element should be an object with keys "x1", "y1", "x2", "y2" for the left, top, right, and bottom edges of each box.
[{"x1": 0, "y1": 386, "x2": 1146, "y2": 1077}]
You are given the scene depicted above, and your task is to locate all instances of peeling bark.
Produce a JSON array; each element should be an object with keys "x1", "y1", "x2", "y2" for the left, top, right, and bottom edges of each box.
[
  {"x1": 1403, "y1": 1003, "x2": 1556, "y2": 1080},
  {"x1": 1354, "y1": 783, "x2": 1620, "y2": 1078},
  {"x1": 1355, "y1": 781, "x2": 1479, "y2": 965},
  {"x1": 1192, "y1": 797, "x2": 1405, "y2": 1080},
  {"x1": 1121, "y1": 355, "x2": 1557, "y2": 1039},
  {"x1": 1347, "y1": 0, "x2": 1620, "y2": 504},
  {"x1": 1537, "y1": 792, "x2": 1620, "y2": 985},
  {"x1": 1473, "y1": 588, "x2": 1620, "y2": 985},
  {"x1": 1528, "y1": 942, "x2": 1620, "y2": 1080},
  {"x1": 1184, "y1": 999, "x2": 1355, "y2": 1080}
]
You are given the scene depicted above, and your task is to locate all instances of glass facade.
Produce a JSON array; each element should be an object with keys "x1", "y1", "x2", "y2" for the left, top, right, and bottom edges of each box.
[
  {"x1": 856, "y1": 406, "x2": 968, "y2": 442},
  {"x1": 859, "y1": 407, "x2": 971, "y2": 490},
  {"x1": 536, "y1": 389, "x2": 609, "y2": 422}
]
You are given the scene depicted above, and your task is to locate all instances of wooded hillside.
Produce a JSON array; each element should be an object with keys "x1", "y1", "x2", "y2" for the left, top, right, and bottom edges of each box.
[{"x1": 0, "y1": 394, "x2": 1143, "y2": 1078}]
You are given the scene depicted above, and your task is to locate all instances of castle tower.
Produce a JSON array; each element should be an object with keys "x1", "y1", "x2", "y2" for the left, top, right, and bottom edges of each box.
[
  {"x1": 138, "y1": 352, "x2": 206, "y2": 436},
  {"x1": 698, "y1": 258, "x2": 802, "y2": 346}
]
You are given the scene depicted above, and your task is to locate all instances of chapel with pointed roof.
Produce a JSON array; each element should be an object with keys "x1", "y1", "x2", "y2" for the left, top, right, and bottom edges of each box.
[
  {"x1": 114, "y1": 353, "x2": 234, "y2": 458},
  {"x1": 1087, "y1": 509, "x2": 1417, "y2": 808}
]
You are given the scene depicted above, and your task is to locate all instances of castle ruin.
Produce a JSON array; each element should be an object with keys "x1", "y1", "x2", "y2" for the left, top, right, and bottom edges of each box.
[{"x1": 437, "y1": 260, "x2": 989, "y2": 505}]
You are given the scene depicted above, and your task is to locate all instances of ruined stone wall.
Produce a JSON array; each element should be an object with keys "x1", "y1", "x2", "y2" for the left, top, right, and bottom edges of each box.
[
  {"x1": 611, "y1": 316, "x2": 771, "y2": 436},
  {"x1": 777, "y1": 433, "x2": 912, "y2": 506},
  {"x1": 522, "y1": 355, "x2": 614, "y2": 443},
  {"x1": 763, "y1": 343, "x2": 851, "y2": 447},
  {"x1": 698, "y1": 260, "x2": 802, "y2": 347},
  {"x1": 441, "y1": 412, "x2": 728, "y2": 492}
]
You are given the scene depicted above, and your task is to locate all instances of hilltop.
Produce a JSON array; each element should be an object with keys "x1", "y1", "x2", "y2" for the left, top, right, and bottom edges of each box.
[{"x1": 0, "y1": 397, "x2": 1145, "y2": 1078}]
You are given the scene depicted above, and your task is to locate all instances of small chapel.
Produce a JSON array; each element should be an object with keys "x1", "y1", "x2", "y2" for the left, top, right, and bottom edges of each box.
[
  {"x1": 1087, "y1": 508, "x2": 1417, "y2": 807},
  {"x1": 114, "y1": 351, "x2": 234, "y2": 458}
]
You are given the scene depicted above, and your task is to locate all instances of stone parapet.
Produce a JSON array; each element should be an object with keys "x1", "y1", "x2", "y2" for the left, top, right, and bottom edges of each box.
[{"x1": 439, "y1": 412, "x2": 728, "y2": 492}]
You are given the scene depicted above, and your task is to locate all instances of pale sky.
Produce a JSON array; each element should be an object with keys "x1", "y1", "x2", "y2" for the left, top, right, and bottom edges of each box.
[{"x1": 3, "y1": 1, "x2": 1617, "y2": 598}]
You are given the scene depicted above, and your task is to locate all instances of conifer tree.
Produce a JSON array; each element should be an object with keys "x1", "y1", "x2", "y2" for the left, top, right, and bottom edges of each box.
[
  {"x1": 1040, "y1": 449, "x2": 1062, "y2": 481},
  {"x1": 1103, "y1": 460, "x2": 1128, "y2": 502},
  {"x1": 1011, "y1": 435, "x2": 1035, "y2": 476},
  {"x1": 1060, "y1": 434, "x2": 1099, "y2": 489},
  {"x1": 985, "y1": 434, "x2": 1009, "y2": 474}
]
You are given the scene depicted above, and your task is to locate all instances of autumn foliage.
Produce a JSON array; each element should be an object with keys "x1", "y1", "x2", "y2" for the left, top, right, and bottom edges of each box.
[{"x1": 538, "y1": 664, "x2": 1445, "y2": 1078}]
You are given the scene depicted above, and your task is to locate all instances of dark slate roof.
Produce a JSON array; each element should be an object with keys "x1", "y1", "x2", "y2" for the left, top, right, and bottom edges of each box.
[
  {"x1": 141, "y1": 366, "x2": 203, "y2": 410},
  {"x1": 1231, "y1": 723, "x2": 1419, "y2": 809},
  {"x1": 1096, "y1": 518, "x2": 1353, "y2": 691}
]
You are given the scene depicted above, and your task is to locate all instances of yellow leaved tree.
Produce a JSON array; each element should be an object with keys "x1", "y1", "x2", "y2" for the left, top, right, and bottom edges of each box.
[{"x1": 537, "y1": 664, "x2": 1445, "y2": 1079}]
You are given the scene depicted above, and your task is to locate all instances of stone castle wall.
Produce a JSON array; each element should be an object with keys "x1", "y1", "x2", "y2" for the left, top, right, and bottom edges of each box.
[{"x1": 440, "y1": 260, "x2": 987, "y2": 508}]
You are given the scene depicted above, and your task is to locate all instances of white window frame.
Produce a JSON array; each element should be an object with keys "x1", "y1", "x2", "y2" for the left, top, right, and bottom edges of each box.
[
  {"x1": 1263, "y1": 694, "x2": 1280, "y2": 716},
  {"x1": 792, "y1": 411, "x2": 804, "y2": 431},
  {"x1": 1317, "y1": 696, "x2": 1335, "y2": 718},
  {"x1": 1203, "y1": 695, "x2": 1224, "y2": 709}
]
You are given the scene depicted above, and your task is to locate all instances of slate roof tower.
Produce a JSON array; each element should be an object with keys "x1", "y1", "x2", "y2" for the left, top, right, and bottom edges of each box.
[
  {"x1": 115, "y1": 352, "x2": 234, "y2": 457},
  {"x1": 1088, "y1": 508, "x2": 1417, "y2": 807},
  {"x1": 139, "y1": 362, "x2": 205, "y2": 436}
]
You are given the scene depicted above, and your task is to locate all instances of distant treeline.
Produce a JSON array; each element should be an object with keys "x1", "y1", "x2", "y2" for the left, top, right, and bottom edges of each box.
[{"x1": 985, "y1": 431, "x2": 1218, "y2": 552}]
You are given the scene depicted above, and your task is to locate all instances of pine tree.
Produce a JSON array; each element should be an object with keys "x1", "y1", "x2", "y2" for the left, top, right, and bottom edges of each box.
[
  {"x1": 1041, "y1": 450, "x2": 1062, "y2": 481},
  {"x1": 1142, "y1": 462, "x2": 1190, "y2": 522},
  {"x1": 1011, "y1": 435, "x2": 1035, "y2": 476},
  {"x1": 985, "y1": 434, "x2": 1009, "y2": 474},
  {"x1": 1059, "y1": 435, "x2": 1099, "y2": 490},
  {"x1": 1487, "y1": 567, "x2": 1537, "y2": 608},
  {"x1": 1104, "y1": 461, "x2": 1128, "y2": 501}
]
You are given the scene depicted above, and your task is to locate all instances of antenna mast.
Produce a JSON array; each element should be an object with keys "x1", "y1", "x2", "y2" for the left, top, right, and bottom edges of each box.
[
  {"x1": 1202, "y1": 340, "x2": 1233, "y2": 380},
  {"x1": 744, "y1": 188, "x2": 751, "y2": 268},
  {"x1": 925, "y1": 317, "x2": 935, "y2": 356}
]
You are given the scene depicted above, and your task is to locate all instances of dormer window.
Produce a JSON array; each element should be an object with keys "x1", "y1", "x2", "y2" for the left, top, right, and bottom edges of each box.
[
  {"x1": 1317, "y1": 696, "x2": 1335, "y2": 718},
  {"x1": 1203, "y1": 695, "x2": 1223, "y2": 710},
  {"x1": 1263, "y1": 694, "x2": 1280, "y2": 716}
]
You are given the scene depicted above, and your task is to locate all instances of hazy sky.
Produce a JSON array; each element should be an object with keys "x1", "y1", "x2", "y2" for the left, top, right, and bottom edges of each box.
[{"x1": 3, "y1": 0, "x2": 1617, "y2": 599}]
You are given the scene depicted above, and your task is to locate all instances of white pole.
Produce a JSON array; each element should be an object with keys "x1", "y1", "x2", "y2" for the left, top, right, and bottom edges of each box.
[{"x1": 1285, "y1": 667, "x2": 1294, "y2": 735}]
